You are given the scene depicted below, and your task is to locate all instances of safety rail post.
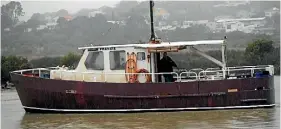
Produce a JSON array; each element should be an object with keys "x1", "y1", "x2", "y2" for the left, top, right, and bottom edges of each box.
[
  {"x1": 39, "y1": 69, "x2": 41, "y2": 78},
  {"x1": 250, "y1": 68, "x2": 254, "y2": 77}
]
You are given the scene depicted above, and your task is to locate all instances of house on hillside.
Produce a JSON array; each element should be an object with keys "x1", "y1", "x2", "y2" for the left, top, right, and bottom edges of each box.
[
  {"x1": 252, "y1": 27, "x2": 276, "y2": 35},
  {"x1": 3, "y1": 28, "x2": 10, "y2": 32},
  {"x1": 107, "y1": 20, "x2": 126, "y2": 26},
  {"x1": 206, "y1": 22, "x2": 224, "y2": 33},
  {"x1": 37, "y1": 25, "x2": 47, "y2": 30},
  {"x1": 44, "y1": 16, "x2": 59, "y2": 30},
  {"x1": 265, "y1": 7, "x2": 280, "y2": 17},
  {"x1": 181, "y1": 21, "x2": 192, "y2": 28},
  {"x1": 236, "y1": 10, "x2": 256, "y2": 18},
  {"x1": 214, "y1": 15, "x2": 234, "y2": 22},
  {"x1": 172, "y1": 21, "x2": 180, "y2": 27},
  {"x1": 216, "y1": 17, "x2": 267, "y2": 33},
  {"x1": 180, "y1": 20, "x2": 209, "y2": 29},
  {"x1": 213, "y1": 1, "x2": 250, "y2": 7},
  {"x1": 64, "y1": 15, "x2": 72, "y2": 21},
  {"x1": 88, "y1": 10, "x2": 104, "y2": 18},
  {"x1": 158, "y1": 21, "x2": 168, "y2": 26}
]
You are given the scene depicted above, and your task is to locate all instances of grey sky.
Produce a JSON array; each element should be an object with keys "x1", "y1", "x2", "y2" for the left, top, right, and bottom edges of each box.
[{"x1": 1, "y1": 1, "x2": 121, "y2": 21}]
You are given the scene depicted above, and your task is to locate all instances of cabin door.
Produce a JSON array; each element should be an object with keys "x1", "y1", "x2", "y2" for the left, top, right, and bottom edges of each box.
[{"x1": 135, "y1": 50, "x2": 150, "y2": 83}]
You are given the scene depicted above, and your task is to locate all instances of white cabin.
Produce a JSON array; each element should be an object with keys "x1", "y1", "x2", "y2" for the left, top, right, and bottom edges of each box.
[{"x1": 50, "y1": 40, "x2": 228, "y2": 83}]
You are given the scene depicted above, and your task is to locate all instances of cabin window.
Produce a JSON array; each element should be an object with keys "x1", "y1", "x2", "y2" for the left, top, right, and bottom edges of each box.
[
  {"x1": 227, "y1": 25, "x2": 231, "y2": 29},
  {"x1": 137, "y1": 52, "x2": 146, "y2": 60},
  {"x1": 84, "y1": 51, "x2": 104, "y2": 70},
  {"x1": 109, "y1": 50, "x2": 126, "y2": 70}
]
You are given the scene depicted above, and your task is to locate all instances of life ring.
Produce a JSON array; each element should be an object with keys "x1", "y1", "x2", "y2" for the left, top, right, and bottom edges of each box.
[
  {"x1": 135, "y1": 69, "x2": 152, "y2": 83},
  {"x1": 125, "y1": 59, "x2": 137, "y2": 83}
]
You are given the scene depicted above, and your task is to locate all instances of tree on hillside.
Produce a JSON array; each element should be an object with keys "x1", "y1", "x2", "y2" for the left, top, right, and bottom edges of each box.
[
  {"x1": 272, "y1": 13, "x2": 280, "y2": 34},
  {"x1": 115, "y1": 1, "x2": 138, "y2": 14},
  {"x1": 56, "y1": 9, "x2": 69, "y2": 17},
  {"x1": 245, "y1": 38, "x2": 274, "y2": 65},
  {"x1": 74, "y1": 8, "x2": 92, "y2": 17},
  {"x1": 13, "y1": 21, "x2": 28, "y2": 33},
  {"x1": 56, "y1": 17, "x2": 68, "y2": 28},
  {"x1": 1, "y1": 56, "x2": 31, "y2": 84},
  {"x1": 29, "y1": 57, "x2": 61, "y2": 68},
  {"x1": 26, "y1": 13, "x2": 41, "y2": 30},
  {"x1": 1, "y1": 1, "x2": 24, "y2": 29},
  {"x1": 60, "y1": 52, "x2": 81, "y2": 69},
  {"x1": 93, "y1": 14, "x2": 107, "y2": 23}
]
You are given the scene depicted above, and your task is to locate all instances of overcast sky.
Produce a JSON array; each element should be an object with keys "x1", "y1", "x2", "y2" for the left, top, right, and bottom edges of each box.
[{"x1": 1, "y1": 0, "x2": 121, "y2": 21}]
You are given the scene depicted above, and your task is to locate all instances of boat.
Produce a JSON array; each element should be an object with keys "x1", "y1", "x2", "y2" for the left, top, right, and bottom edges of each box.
[{"x1": 10, "y1": 0, "x2": 275, "y2": 113}]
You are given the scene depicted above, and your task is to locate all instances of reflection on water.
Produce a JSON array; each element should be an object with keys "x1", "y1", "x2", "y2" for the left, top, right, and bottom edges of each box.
[
  {"x1": 1, "y1": 76, "x2": 280, "y2": 129},
  {"x1": 20, "y1": 108, "x2": 279, "y2": 129}
]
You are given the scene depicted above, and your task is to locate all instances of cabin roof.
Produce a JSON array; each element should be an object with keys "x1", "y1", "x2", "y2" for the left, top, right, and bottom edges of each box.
[{"x1": 78, "y1": 40, "x2": 224, "y2": 50}]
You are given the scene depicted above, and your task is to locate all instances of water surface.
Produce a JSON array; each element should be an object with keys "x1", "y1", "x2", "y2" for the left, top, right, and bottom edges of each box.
[{"x1": 1, "y1": 76, "x2": 280, "y2": 129}]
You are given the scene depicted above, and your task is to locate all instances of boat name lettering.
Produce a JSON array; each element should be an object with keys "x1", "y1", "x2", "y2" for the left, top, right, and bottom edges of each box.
[
  {"x1": 66, "y1": 90, "x2": 77, "y2": 94},
  {"x1": 99, "y1": 47, "x2": 116, "y2": 51}
]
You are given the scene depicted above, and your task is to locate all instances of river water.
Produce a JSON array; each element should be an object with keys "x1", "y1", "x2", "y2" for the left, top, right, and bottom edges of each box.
[{"x1": 1, "y1": 76, "x2": 280, "y2": 129}]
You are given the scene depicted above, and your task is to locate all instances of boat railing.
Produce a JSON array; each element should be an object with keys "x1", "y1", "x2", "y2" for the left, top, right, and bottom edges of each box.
[
  {"x1": 178, "y1": 72, "x2": 198, "y2": 82},
  {"x1": 188, "y1": 68, "x2": 204, "y2": 73},
  {"x1": 11, "y1": 65, "x2": 274, "y2": 82},
  {"x1": 11, "y1": 68, "x2": 178, "y2": 82},
  {"x1": 198, "y1": 66, "x2": 273, "y2": 80},
  {"x1": 12, "y1": 67, "x2": 60, "y2": 74},
  {"x1": 205, "y1": 67, "x2": 220, "y2": 71},
  {"x1": 11, "y1": 67, "x2": 62, "y2": 79}
]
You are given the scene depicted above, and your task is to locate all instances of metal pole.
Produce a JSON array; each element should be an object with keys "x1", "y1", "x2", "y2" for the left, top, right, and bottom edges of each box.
[
  {"x1": 222, "y1": 36, "x2": 227, "y2": 79},
  {"x1": 149, "y1": 0, "x2": 155, "y2": 40},
  {"x1": 149, "y1": 0, "x2": 161, "y2": 82}
]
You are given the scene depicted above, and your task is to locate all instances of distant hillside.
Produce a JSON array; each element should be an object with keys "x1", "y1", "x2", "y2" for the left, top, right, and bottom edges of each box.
[{"x1": 1, "y1": 1, "x2": 280, "y2": 59}]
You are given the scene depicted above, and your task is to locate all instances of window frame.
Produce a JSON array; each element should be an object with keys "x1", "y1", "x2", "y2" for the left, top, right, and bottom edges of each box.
[
  {"x1": 137, "y1": 52, "x2": 146, "y2": 61},
  {"x1": 84, "y1": 51, "x2": 104, "y2": 70},
  {"x1": 109, "y1": 50, "x2": 126, "y2": 70}
]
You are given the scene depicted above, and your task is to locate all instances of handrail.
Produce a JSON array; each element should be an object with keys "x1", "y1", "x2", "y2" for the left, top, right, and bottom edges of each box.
[
  {"x1": 198, "y1": 71, "x2": 222, "y2": 80},
  {"x1": 11, "y1": 65, "x2": 274, "y2": 82},
  {"x1": 205, "y1": 67, "x2": 220, "y2": 71},
  {"x1": 179, "y1": 72, "x2": 198, "y2": 82},
  {"x1": 198, "y1": 67, "x2": 271, "y2": 80},
  {"x1": 189, "y1": 68, "x2": 204, "y2": 72},
  {"x1": 226, "y1": 65, "x2": 272, "y2": 69},
  {"x1": 11, "y1": 67, "x2": 61, "y2": 73}
]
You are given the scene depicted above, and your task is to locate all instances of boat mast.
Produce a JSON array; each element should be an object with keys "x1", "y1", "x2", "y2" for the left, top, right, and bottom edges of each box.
[
  {"x1": 149, "y1": 0, "x2": 161, "y2": 82},
  {"x1": 149, "y1": 0, "x2": 155, "y2": 41}
]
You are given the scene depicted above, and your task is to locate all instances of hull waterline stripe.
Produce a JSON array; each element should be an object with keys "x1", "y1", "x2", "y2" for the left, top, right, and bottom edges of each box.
[{"x1": 23, "y1": 104, "x2": 275, "y2": 112}]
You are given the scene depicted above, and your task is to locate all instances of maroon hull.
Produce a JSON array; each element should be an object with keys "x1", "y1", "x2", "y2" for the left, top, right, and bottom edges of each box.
[{"x1": 10, "y1": 73, "x2": 275, "y2": 113}]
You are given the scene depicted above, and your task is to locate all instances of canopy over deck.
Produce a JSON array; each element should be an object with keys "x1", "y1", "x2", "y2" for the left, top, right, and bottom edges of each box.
[{"x1": 78, "y1": 40, "x2": 224, "y2": 50}]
